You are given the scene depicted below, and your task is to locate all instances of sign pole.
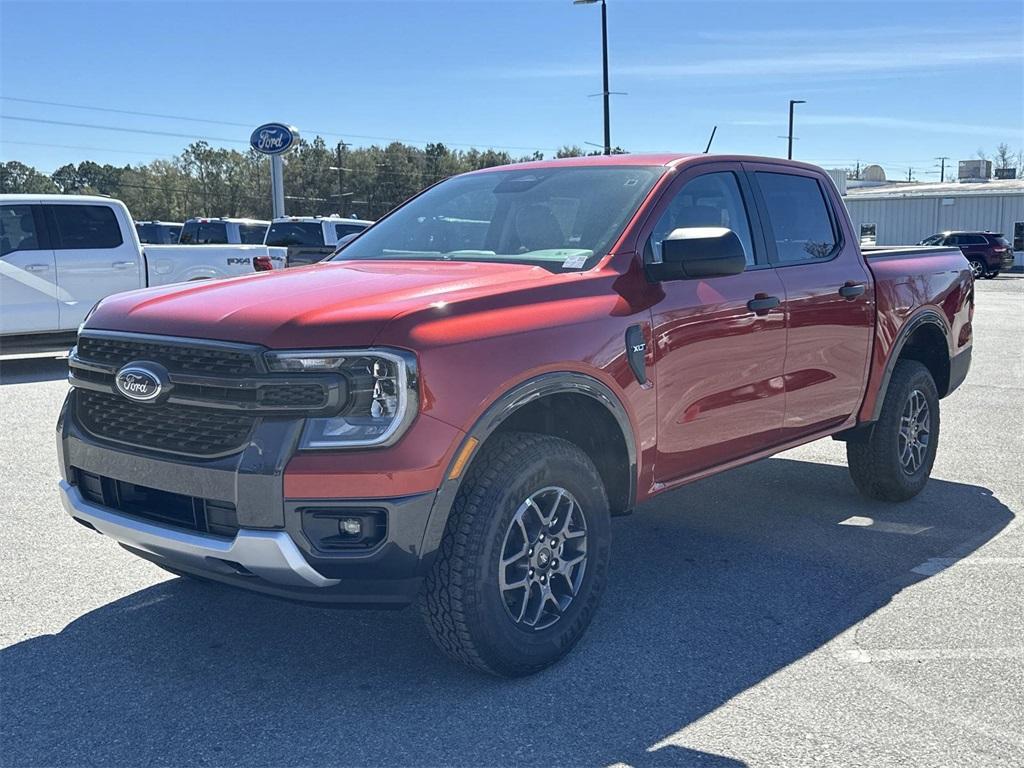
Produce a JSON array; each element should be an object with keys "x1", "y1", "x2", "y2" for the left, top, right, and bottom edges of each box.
[
  {"x1": 270, "y1": 155, "x2": 285, "y2": 218},
  {"x1": 250, "y1": 122, "x2": 299, "y2": 219}
]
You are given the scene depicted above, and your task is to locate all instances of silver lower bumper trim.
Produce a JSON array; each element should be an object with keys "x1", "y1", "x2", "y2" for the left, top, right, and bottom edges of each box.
[{"x1": 59, "y1": 481, "x2": 338, "y2": 588}]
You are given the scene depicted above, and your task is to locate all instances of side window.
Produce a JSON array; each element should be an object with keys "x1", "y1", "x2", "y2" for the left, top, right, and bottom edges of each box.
[
  {"x1": 238, "y1": 224, "x2": 266, "y2": 244},
  {"x1": 50, "y1": 205, "x2": 123, "y2": 250},
  {"x1": 0, "y1": 204, "x2": 43, "y2": 256},
  {"x1": 335, "y1": 223, "x2": 366, "y2": 239},
  {"x1": 756, "y1": 172, "x2": 839, "y2": 263},
  {"x1": 648, "y1": 172, "x2": 757, "y2": 267},
  {"x1": 943, "y1": 235, "x2": 960, "y2": 246},
  {"x1": 962, "y1": 234, "x2": 986, "y2": 246}
]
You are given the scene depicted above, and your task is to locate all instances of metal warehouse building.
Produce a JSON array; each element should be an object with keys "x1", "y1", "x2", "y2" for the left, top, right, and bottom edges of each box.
[{"x1": 842, "y1": 179, "x2": 1024, "y2": 269}]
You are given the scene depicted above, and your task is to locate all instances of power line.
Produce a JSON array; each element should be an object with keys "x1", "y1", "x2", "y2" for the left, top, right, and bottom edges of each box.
[
  {"x1": 0, "y1": 115, "x2": 247, "y2": 145},
  {"x1": 0, "y1": 95, "x2": 560, "y2": 153}
]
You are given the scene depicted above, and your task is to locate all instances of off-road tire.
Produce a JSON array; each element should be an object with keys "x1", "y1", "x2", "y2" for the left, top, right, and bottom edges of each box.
[
  {"x1": 847, "y1": 360, "x2": 940, "y2": 501},
  {"x1": 420, "y1": 431, "x2": 611, "y2": 677}
]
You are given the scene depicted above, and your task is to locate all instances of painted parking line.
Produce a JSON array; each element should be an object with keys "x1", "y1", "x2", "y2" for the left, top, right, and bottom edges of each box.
[
  {"x1": 911, "y1": 556, "x2": 1024, "y2": 576},
  {"x1": 840, "y1": 647, "x2": 1024, "y2": 663},
  {"x1": 838, "y1": 516, "x2": 932, "y2": 535}
]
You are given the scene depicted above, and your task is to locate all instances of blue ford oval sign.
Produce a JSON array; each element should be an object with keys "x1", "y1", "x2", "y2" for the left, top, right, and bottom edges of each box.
[{"x1": 250, "y1": 123, "x2": 298, "y2": 155}]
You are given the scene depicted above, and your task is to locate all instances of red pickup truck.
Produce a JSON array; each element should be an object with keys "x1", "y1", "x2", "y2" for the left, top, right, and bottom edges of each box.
[{"x1": 58, "y1": 154, "x2": 973, "y2": 676}]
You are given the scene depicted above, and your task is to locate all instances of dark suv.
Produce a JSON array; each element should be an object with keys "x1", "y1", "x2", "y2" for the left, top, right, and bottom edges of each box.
[{"x1": 919, "y1": 231, "x2": 1014, "y2": 279}]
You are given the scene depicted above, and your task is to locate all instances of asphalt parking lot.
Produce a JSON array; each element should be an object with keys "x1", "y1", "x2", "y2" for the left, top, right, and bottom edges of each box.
[{"x1": 1, "y1": 276, "x2": 1021, "y2": 768}]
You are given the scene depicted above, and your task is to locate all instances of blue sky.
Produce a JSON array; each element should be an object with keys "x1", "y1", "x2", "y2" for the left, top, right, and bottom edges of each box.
[{"x1": 1, "y1": 0, "x2": 1022, "y2": 179}]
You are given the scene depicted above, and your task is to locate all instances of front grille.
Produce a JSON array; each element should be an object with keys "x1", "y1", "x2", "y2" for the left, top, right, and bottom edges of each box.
[
  {"x1": 76, "y1": 389, "x2": 255, "y2": 457},
  {"x1": 77, "y1": 336, "x2": 258, "y2": 376},
  {"x1": 258, "y1": 383, "x2": 326, "y2": 407},
  {"x1": 75, "y1": 468, "x2": 239, "y2": 537}
]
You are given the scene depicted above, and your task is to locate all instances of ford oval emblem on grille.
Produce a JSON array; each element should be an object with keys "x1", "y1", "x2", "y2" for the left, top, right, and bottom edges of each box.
[{"x1": 114, "y1": 364, "x2": 166, "y2": 402}]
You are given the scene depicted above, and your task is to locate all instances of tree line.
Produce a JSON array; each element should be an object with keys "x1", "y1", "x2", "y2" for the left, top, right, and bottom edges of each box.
[{"x1": 0, "y1": 138, "x2": 616, "y2": 222}]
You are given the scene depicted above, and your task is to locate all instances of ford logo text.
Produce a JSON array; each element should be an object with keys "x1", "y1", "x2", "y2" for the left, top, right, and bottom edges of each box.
[
  {"x1": 114, "y1": 365, "x2": 166, "y2": 402},
  {"x1": 250, "y1": 123, "x2": 299, "y2": 155}
]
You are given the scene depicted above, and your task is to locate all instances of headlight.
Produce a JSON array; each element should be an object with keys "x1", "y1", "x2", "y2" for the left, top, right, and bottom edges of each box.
[{"x1": 265, "y1": 348, "x2": 418, "y2": 449}]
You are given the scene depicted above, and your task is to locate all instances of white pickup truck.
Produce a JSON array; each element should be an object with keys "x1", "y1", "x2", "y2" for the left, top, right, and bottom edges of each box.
[
  {"x1": 265, "y1": 215, "x2": 373, "y2": 267},
  {"x1": 0, "y1": 195, "x2": 283, "y2": 349}
]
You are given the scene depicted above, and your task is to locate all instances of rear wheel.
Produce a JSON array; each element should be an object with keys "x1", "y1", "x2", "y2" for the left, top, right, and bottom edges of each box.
[
  {"x1": 968, "y1": 259, "x2": 986, "y2": 279},
  {"x1": 421, "y1": 432, "x2": 611, "y2": 677},
  {"x1": 983, "y1": 270, "x2": 998, "y2": 279},
  {"x1": 847, "y1": 360, "x2": 940, "y2": 501}
]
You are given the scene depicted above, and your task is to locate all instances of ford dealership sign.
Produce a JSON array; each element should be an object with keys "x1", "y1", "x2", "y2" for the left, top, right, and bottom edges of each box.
[{"x1": 250, "y1": 123, "x2": 299, "y2": 155}]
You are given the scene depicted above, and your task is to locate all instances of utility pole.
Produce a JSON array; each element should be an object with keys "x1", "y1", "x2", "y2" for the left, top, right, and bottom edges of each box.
[
  {"x1": 935, "y1": 156, "x2": 949, "y2": 183},
  {"x1": 787, "y1": 99, "x2": 805, "y2": 160},
  {"x1": 907, "y1": 167, "x2": 914, "y2": 182},
  {"x1": 574, "y1": 0, "x2": 612, "y2": 155},
  {"x1": 330, "y1": 141, "x2": 350, "y2": 217}
]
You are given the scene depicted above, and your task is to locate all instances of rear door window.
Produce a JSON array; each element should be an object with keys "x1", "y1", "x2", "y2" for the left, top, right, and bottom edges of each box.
[
  {"x1": 755, "y1": 172, "x2": 839, "y2": 263},
  {"x1": 48, "y1": 205, "x2": 123, "y2": 249},
  {"x1": 1, "y1": 204, "x2": 45, "y2": 256}
]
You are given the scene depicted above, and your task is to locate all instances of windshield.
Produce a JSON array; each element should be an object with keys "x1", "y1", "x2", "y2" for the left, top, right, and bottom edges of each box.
[
  {"x1": 331, "y1": 165, "x2": 663, "y2": 270},
  {"x1": 266, "y1": 222, "x2": 325, "y2": 247}
]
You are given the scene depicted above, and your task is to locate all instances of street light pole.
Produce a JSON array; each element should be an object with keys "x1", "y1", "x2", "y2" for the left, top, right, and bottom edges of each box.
[
  {"x1": 787, "y1": 99, "x2": 805, "y2": 160},
  {"x1": 575, "y1": 0, "x2": 611, "y2": 155}
]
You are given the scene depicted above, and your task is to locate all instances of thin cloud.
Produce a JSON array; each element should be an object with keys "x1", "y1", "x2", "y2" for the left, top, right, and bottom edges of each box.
[
  {"x1": 731, "y1": 114, "x2": 1023, "y2": 139},
  {"x1": 494, "y1": 46, "x2": 1023, "y2": 79}
]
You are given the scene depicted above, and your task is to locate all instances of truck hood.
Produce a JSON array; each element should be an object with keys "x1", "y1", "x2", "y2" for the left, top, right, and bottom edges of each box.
[{"x1": 87, "y1": 260, "x2": 558, "y2": 348}]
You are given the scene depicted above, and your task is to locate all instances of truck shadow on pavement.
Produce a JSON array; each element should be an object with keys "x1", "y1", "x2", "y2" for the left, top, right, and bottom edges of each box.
[{"x1": 1, "y1": 458, "x2": 1013, "y2": 768}]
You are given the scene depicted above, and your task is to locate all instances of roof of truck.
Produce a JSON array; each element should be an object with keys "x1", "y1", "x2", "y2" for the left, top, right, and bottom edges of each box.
[
  {"x1": 0, "y1": 193, "x2": 119, "y2": 204},
  {"x1": 467, "y1": 153, "x2": 828, "y2": 174}
]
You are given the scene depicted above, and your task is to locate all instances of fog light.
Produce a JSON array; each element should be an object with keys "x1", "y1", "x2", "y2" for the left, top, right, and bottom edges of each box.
[{"x1": 338, "y1": 518, "x2": 362, "y2": 536}]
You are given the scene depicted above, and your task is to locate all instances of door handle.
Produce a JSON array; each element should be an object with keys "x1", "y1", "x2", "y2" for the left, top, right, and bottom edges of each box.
[
  {"x1": 24, "y1": 263, "x2": 50, "y2": 273},
  {"x1": 112, "y1": 261, "x2": 136, "y2": 269},
  {"x1": 838, "y1": 282, "x2": 866, "y2": 299},
  {"x1": 747, "y1": 294, "x2": 781, "y2": 314}
]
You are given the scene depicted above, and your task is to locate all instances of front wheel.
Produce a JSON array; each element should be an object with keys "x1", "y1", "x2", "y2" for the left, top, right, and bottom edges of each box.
[
  {"x1": 969, "y1": 259, "x2": 986, "y2": 280},
  {"x1": 847, "y1": 360, "x2": 940, "y2": 501},
  {"x1": 421, "y1": 432, "x2": 611, "y2": 677}
]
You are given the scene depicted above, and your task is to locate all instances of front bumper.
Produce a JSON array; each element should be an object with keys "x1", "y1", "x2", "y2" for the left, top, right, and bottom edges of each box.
[
  {"x1": 57, "y1": 391, "x2": 439, "y2": 605},
  {"x1": 61, "y1": 481, "x2": 337, "y2": 588}
]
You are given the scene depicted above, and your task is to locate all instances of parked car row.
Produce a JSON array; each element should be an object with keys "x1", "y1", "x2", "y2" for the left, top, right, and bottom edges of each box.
[{"x1": 134, "y1": 214, "x2": 373, "y2": 267}]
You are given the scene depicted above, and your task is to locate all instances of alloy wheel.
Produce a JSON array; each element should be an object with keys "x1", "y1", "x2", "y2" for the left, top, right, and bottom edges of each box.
[
  {"x1": 898, "y1": 389, "x2": 931, "y2": 474},
  {"x1": 498, "y1": 486, "x2": 588, "y2": 631}
]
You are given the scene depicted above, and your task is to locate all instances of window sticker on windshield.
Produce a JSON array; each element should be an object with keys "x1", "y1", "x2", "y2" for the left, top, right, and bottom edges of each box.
[
  {"x1": 562, "y1": 252, "x2": 589, "y2": 269},
  {"x1": 624, "y1": 177, "x2": 639, "y2": 186}
]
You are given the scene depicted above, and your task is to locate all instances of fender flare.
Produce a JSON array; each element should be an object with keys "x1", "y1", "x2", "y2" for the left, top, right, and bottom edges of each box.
[
  {"x1": 417, "y1": 372, "x2": 638, "y2": 569},
  {"x1": 869, "y1": 308, "x2": 950, "y2": 422}
]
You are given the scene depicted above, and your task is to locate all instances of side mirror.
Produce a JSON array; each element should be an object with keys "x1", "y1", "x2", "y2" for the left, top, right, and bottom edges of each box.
[{"x1": 649, "y1": 227, "x2": 747, "y2": 281}]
